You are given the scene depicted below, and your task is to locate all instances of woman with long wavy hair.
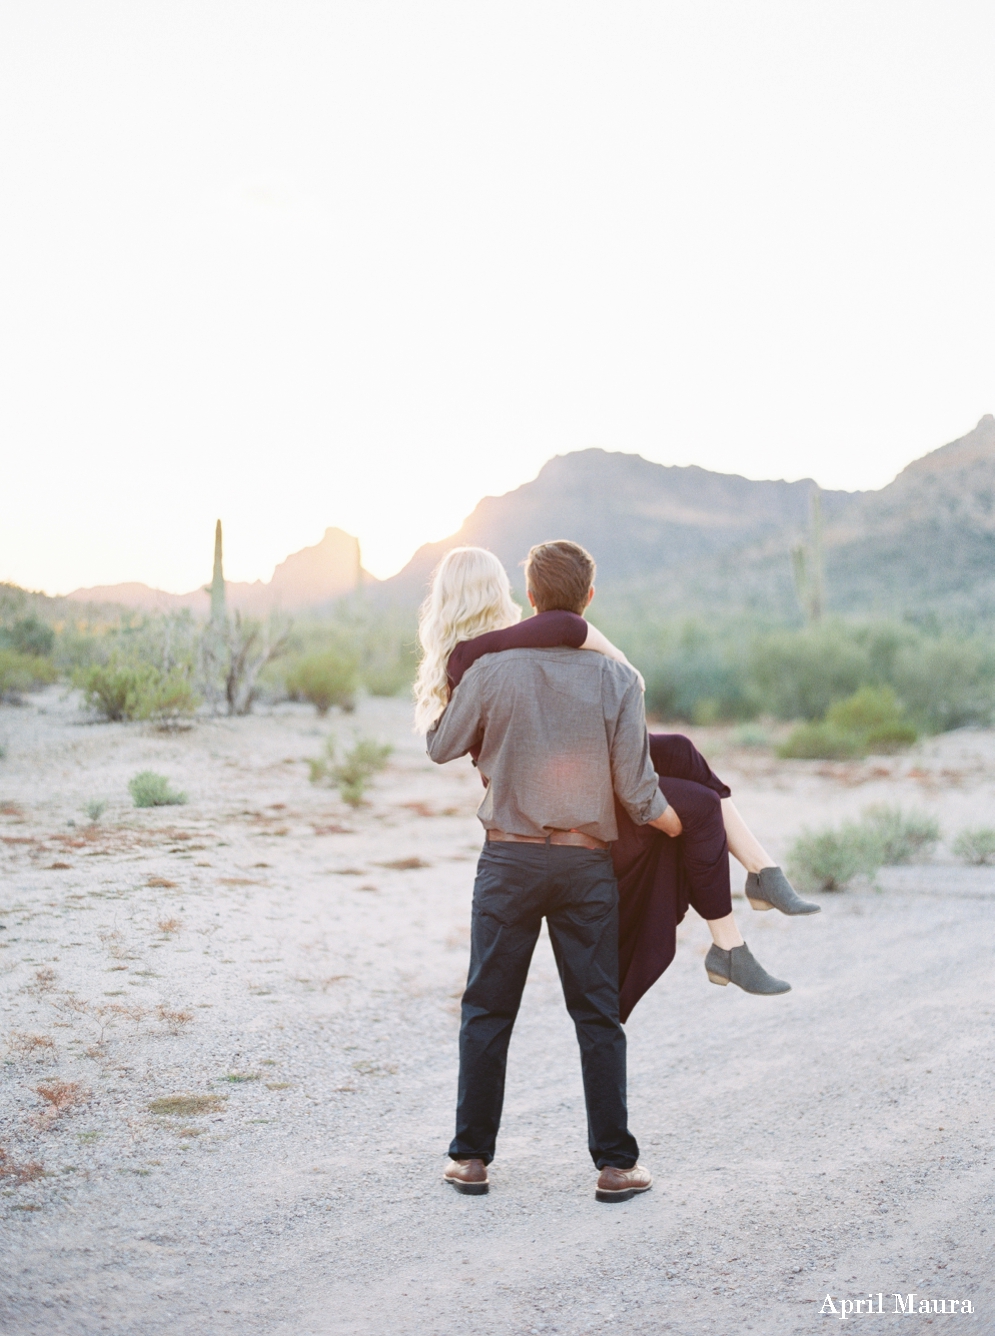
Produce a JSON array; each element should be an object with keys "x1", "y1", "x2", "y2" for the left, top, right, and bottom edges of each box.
[{"x1": 415, "y1": 545, "x2": 817, "y2": 1016}]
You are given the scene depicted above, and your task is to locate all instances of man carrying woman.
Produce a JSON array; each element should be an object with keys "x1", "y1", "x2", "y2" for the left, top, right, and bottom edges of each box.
[{"x1": 416, "y1": 540, "x2": 818, "y2": 1200}]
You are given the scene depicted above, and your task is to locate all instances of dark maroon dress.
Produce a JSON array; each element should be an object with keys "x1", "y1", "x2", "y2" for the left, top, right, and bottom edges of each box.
[{"x1": 447, "y1": 612, "x2": 733, "y2": 1021}]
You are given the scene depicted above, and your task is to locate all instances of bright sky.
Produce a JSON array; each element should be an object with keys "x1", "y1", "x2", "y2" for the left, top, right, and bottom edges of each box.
[{"x1": 2, "y1": 2, "x2": 994, "y2": 594}]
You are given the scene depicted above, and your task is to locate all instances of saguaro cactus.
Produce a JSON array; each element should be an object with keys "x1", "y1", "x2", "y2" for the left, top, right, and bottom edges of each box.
[
  {"x1": 791, "y1": 486, "x2": 825, "y2": 623},
  {"x1": 209, "y1": 520, "x2": 227, "y2": 627}
]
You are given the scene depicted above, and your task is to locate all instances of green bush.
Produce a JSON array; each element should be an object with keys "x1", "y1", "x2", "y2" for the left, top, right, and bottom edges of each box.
[
  {"x1": 862, "y1": 804, "x2": 940, "y2": 863},
  {"x1": 285, "y1": 652, "x2": 358, "y2": 715},
  {"x1": 137, "y1": 667, "x2": 200, "y2": 728},
  {"x1": 309, "y1": 735, "x2": 392, "y2": 805},
  {"x1": 83, "y1": 799, "x2": 107, "y2": 823},
  {"x1": 778, "y1": 722, "x2": 866, "y2": 760},
  {"x1": 778, "y1": 686, "x2": 917, "y2": 760},
  {"x1": 79, "y1": 659, "x2": 199, "y2": 725},
  {"x1": 80, "y1": 661, "x2": 153, "y2": 721},
  {"x1": 0, "y1": 649, "x2": 59, "y2": 698},
  {"x1": 730, "y1": 723, "x2": 773, "y2": 749},
  {"x1": 0, "y1": 616, "x2": 55, "y2": 657},
  {"x1": 749, "y1": 626, "x2": 869, "y2": 721},
  {"x1": 787, "y1": 822, "x2": 884, "y2": 891},
  {"x1": 787, "y1": 803, "x2": 940, "y2": 890},
  {"x1": 128, "y1": 771, "x2": 188, "y2": 808},
  {"x1": 951, "y1": 827, "x2": 995, "y2": 866},
  {"x1": 892, "y1": 638, "x2": 995, "y2": 732}
]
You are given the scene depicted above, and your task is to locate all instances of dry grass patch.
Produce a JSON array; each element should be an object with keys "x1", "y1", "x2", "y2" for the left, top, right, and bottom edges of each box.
[
  {"x1": 147, "y1": 877, "x2": 178, "y2": 889},
  {"x1": 156, "y1": 1005, "x2": 194, "y2": 1033},
  {"x1": 265, "y1": 1082, "x2": 293, "y2": 1091},
  {"x1": 157, "y1": 917, "x2": 183, "y2": 934},
  {"x1": 7, "y1": 1032, "x2": 56, "y2": 1056},
  {"x1": 34, "y1": 1081, "x2": 91, "y2": 1126},
  {"x1": 149, "y1": 1094, "x2": 226, "y2": 1117},
  {"x1": 376, "y1": 856, "x2": 431, "y2": 871},
  {"x1": 0, "y1": 1148, "x2": 44, "y2": 1184}
]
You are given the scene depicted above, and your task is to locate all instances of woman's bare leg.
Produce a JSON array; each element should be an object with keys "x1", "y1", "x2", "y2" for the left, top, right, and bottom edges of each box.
[
  {"x1": 706, "y1": 912, "x2": 744, "y2": 950},
  {"x1": 706, "y1": 799, "x2": 776, "y2": 943},
  {"x1": 721, "y1": 797, "x2": 776, "y2": 874}
]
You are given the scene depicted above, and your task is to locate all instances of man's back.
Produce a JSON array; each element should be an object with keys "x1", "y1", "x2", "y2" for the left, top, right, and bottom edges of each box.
[{"x1": 427, "y1": 646, "x2": 664, "y2": 841}]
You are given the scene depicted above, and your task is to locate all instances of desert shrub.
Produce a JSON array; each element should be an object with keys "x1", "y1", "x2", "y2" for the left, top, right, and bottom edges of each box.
[
  {"x1": 83, "y1": 800, "x2": 107, "y2": 823},
  {"x1": 309, "y1": 735, "x2": 392, "y2": 805},
  {"x1": 787, "y1": 822, "x2": 884, "y2": 891},
  {"x1": 787, "y1": 802, "x2": 940, "y2": 890},
  {"x1": 286, "y1": 651, "x2": 358, "y2": 715},
  {"x1": 0, "y1": 616, "x2": 55, "y2": 657},
  {"x1": 777, "y1": 722, "x2": 865, "y2": 760},
  {"x1": 128, "y1": 771, "x2": 187, "y2": 808},
  {"x1": 79, "y1": 659, "x2": 199, "y2": 725},
  {"x1": 730, "y1": 723, "x2": 773, "y2": 748},
  {"x1": 891, "y1": 638, "x2": 995, "y2": 732},
  {"x1": 362, "y1": 657, "x2": 415, "y2": 698},
  {"x1": 951, "y1": 827, "x2": 995, "y2": 865},
  {"x1": 778, "y1": 686, "x2": 917, "y2": 759},
  {"x1": 79, "y1": 660, "x2": 153, "y2": 720},
  {"x1": 862, "y1": 804, "x2": 940, "y2": 863},
  {"x1": 137, "y1": 666, "x2": 200, "y2": 727},
  {"x1": 748, "y1": 625, "x2": 869, "y2": 720},
  {"x1": 636, "y1": 624, "x2": 755, "y2": 722},
  {"x1": 0, "y1": 649, "x2": 58, "y2": 699}
]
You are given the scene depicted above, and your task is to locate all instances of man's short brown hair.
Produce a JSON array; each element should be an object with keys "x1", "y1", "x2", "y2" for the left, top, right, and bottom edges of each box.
[{"x1": 524, "y1": 540, "x2": 596, "y2": 614}]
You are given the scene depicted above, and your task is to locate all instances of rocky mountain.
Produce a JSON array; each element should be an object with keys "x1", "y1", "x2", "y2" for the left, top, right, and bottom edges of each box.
[
  {"x1": 380, "y1": 416, "x2": 995, "y2": 625},
  {"x1": 67, "y1": 527, "x2": 366, "y2": 615},
  {"x1": 58, "y1": 416, "x2": 995, "y2": 626},
  {"x1": 382, "y1": 450, "x2": 855, "y2": 602}
]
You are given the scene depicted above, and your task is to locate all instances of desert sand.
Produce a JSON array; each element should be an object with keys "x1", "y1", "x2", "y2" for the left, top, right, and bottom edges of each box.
[{"x1": 1, "y1": 688, "x2": 993, "y2": 1334}]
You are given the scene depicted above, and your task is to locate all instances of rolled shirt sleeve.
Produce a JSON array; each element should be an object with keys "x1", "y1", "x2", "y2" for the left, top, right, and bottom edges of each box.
[{"x1": 609, "y1": 678, "x2": 668, "y2": 826}]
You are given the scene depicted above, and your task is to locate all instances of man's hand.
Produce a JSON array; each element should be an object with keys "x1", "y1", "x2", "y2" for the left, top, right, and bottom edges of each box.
[{"x1": 647, "y1": 805, "x2": 682, "y2": 838}]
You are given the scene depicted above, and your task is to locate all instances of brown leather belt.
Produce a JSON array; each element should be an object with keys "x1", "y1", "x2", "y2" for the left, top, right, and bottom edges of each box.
[{"x1": 486, "y1": 827, "x2": 610, "y2": 851}]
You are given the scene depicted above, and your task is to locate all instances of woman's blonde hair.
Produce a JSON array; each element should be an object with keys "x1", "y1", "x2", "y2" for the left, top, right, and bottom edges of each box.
[{"x1": 413, "y1": 546, "x2": 520, "y2": 734}]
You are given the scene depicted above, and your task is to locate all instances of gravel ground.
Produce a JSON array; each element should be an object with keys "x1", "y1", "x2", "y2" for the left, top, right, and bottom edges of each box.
[{"x1": 1, "y1": 689, "x2": 993, "y2": 1335}]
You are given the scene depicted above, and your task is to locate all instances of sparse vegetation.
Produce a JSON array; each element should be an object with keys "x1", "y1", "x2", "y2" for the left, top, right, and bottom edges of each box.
[
  {"x1": 84, "y1": 799, "x2": 107, "y2": 823},
  {"x1": 285, "y1": 650, "x2": 358, "y2": 715},
  {"x1": 862, "y1": 805, "x2": 940, "y2": 864},
  {"x1": 0, "y1": 1147, "x2": 44, "y2": 1184},
  {"x1": 308, "y1": 735, "x2": 392, "y2": 805},
  {"x1": 0, "y1": 648, "x2": 58, "y2": 700},
  {"x1": 788, "y1": 804, "x2": 941, "y2": 890},
  {"x1": 778, "y1": 686, "x2": 918, "y2": 760},
  {"x1": 7, "y1": 1032, "x2": 56, "y2": 1056},
  {"x1": 156, "y1": 1005, "x2": 194, "y2": 1033},
  {"x1": 951, "y1": 827, "x2": 995, "y2": 866},
  {"x1": 128, "y1": 771, "x2": 188, "y2": 808},
  {"x1": 79, "y1": 658, "x2": 199, "y2": 725},
  {"x1": 149, "y1": 1094, "x2": 226, "y2": 1116},
  {"x1": 787, "y1": 821, "x2": 884, "y2": 892},
  {"x1": 34, "y1": 1080, "x2": 90, "y2": 1124}
]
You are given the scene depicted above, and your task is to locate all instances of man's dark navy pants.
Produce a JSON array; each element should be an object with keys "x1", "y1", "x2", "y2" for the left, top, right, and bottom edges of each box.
[{"x1": 449, "y1": 840, "x2": 639, "y2": 1169}]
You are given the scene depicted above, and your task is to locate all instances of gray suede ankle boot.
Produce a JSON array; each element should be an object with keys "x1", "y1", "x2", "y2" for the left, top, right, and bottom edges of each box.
[
  {"x1": 705, "y1": 941, "x2": 791, "y2": 995},
  {"x1": 745, "y1": 867, "x2": 820, "y2": 916}
]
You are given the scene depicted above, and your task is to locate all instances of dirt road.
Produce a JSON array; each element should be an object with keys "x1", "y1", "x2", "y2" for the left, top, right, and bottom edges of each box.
[{"x1": 2, "y1": 691, "x2": 993, "y2": 1334}]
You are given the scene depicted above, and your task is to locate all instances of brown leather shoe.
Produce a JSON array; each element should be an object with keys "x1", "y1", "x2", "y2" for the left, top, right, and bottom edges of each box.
[
  {"x1": 595, "y1": 1163, "x2": 652, "y2": 1203},
  {"x1": 443, "y1": 1158, "x2": 489, "y2": 1196}
]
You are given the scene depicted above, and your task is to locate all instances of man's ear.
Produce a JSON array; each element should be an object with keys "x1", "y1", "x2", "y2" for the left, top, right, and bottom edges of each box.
[
  {"x1": 527, "y1": 588, "x2": 537, "y2": 609},
  {"x1": 585, "y1": 586, "x2": 595, "y2": 608}
]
